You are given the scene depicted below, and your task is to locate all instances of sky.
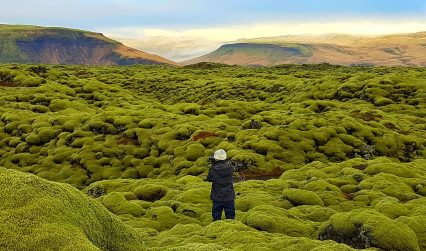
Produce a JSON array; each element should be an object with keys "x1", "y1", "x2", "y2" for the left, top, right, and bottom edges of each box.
[{"x1": 1, "y1": 0, "x2": 426, "y2": 61}]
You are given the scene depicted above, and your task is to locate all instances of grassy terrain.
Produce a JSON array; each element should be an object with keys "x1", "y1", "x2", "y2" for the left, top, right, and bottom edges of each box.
[{"x1": 0, "y1": 63, "x2": 425, "y2": 250}]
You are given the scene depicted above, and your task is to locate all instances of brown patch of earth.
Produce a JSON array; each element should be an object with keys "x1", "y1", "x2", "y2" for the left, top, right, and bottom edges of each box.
[
  {"x1": 235, "y1": 167, "x2": 283, "y2": 182},
  {"x1": 117, "y1": 137, "x2": 139, "y2": 146},
  {"x1": 192, "y1": 131, "x2": 217, "y2": 141}
]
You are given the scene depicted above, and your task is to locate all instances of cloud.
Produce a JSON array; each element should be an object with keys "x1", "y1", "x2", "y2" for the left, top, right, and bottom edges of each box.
[{"x1": 107, "y1": 20, "x2": 426, "y2": 42}]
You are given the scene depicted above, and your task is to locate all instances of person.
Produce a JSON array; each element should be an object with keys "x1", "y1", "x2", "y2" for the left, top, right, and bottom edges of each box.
[{"x1": 207, "y1": 149, "x2": 236, "y2": 221}]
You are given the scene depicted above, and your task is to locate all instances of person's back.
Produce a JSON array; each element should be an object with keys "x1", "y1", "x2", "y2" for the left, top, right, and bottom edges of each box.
[{"x1": 207, "y1": 149, "x2": 235, "y2": 221}]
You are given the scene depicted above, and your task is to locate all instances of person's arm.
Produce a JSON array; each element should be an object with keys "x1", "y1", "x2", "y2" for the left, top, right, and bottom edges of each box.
[
  {"x1": 231, "y1": 164, "x2": 238, "y2": 172},
  {"x1": 207, "y1": 168, "x2": 213, "y2": 182},
  {"x1": 229, "y1": 164, "x2": 236, "y2": 184}
]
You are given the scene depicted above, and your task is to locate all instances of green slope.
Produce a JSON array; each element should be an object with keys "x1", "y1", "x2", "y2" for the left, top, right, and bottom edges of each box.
[
  {"x1": 0, "y1": 168, "x2": 145, "y2": 251},
  {"x1": 209, "y1": 43, "x2": 312, "y2": 63}
]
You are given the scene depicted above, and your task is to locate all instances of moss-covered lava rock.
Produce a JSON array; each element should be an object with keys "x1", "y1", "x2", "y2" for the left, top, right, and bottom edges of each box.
[{"x1": 0, "y1": 168, "x2": 145, "y2": 251}]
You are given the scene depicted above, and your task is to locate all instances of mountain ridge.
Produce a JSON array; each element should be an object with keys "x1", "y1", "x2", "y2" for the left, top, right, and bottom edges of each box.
[
  {"x1": 182, "y1": 32, "x2": 426, "y2": 66},
  {"x1": 0, "y1": 24, "x2": 175, "y2": 65}
]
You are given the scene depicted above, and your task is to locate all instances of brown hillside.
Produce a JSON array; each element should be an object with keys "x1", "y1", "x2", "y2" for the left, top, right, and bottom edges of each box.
[{"x1": 183, "y1": 32, "x2": 426, "y2": 66}]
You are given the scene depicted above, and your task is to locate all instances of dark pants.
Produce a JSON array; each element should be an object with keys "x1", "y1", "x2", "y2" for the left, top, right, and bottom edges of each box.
[{"x1": 212, "y1": 200, "x2": 235, "y2": 221}]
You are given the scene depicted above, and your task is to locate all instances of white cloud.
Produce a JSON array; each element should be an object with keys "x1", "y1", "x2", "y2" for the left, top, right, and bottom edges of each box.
[
  {"x1": 155, "y1": 21, "x2": 426, "y2": 41},
  {"x1": 107, "y1": 20, "x2": 426, "y2": 42}
]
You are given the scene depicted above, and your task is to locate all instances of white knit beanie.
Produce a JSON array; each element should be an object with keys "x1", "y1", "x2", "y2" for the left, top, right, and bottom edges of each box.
[{"x1": 213, "y1": 149, "x2": 227, "y2": 160}]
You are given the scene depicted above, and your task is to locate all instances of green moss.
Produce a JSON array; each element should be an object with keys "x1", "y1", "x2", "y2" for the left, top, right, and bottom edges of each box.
[
  {"x1": 242, "y1": 205, "x2": 317, "y2": 237},
  {"x1": 0, "y1": 64, "x2": 425, "y2": 250},
  {"x1": 138, "y1": 119, "x2": 156, "y2": 129},
  {"x1": 228, "y1": 150, "x2": 255, "y2": 166},
  {"x1": 340, "y1": 184, "x2": 359, "y2": 194},
  {"x1": 311, "y1": 128, "x2": 337, "y2": 145},
  {"x1": 7, "y1": 137, "x2": 21, "y2": 147},
  {"x1": 52, "y1": 147, "x2": 76, "y2": 164},
  {"x1": 318, "y1": 138, "x2": 353, "y2": 160},
  {"x1": 397, "y1": 216, "x2": 426, "y2": 251},
  {"x1": 133, "y1": 184, "x2": 169, "y2": 202},
  {"x1": 373, "y1": 198, "x2": 410, "y2": 219},
  {"x1": 364, "y1": 162, "x2": 417, "y2": 178},
  {"x1": 176, "y1": 175, "x2": 204, "y2": 184},
  {"x1": 374, "y1": 97, "x2": 394, "y2": 106},
  {"x1": 49, "y1": 99, "x2": 73, "y2": 112},
  {"x1": 185, "y1": 143, "x2": 206, "y2": 161},
  {"x1": 236, "y1": 190, "x2": 292, "y2": 212},
  {"x1": 4, "y1": 121, "x2": 21, "y2": 134},
  {"x1": 17, "y1": 123, "x2": 32, "y2": 134},
  {"x1": 173, "y1": 160, "x2": 194, "y2": 174},
  {"x1": 181, "y1": 103, "x2": 200, "y2": 115},
  {"x1": 37, "y1": 127, "x2": 58, "y2": 143},
  {"x1": 31, "y1": 104, "x2": 50, "y2": 113},
  {"x1": 282, "y1": 188, "x2": 324, "y2": 206},
  {"x1": 244, "y1": 139, "x2": 282, "y2": 156},
  {"x1": 319, "y1": 209, "x2": 420, "y2": 251},
  {"x1": 303, "y1": 180, "x2": 342, "y2": 193},
  {"x1": 101, "y1": 192, "x2": 144, "y2": 216},
  {"x1": 175, "y1": 188, "x2": 210, "y2": 204},
  {"x1": 137, "y1": 165, "x2": 155, "y2": 178},
  {"x1": 288, "y1": 205, "x2": 336, "y2": 222},
  {"x1": 10, "y1": 153, "x2": 38, "y2": 166},
  {"x1": 359, "y1": 173, "x2": 418, "y2": 201},
  {"x1": 143, "y1": 206, "x2": 200, "y2": 231},
  {"x1": 0, "y1": 168, "x2": 145, "y2": 251},
  {"x1": 121, "y1": 168, "x2": 139, "y2": 179}
]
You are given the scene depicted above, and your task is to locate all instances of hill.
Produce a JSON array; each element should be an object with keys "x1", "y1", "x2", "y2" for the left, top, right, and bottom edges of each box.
[
  {"x1": 183, "y1": 32, "x2": 426, "y2": 66},
  {"x1": 0, "y1": 64, "x2": 425, "y2": 250},
  {"x1": 0, "y1": 24, "x2": 175, "y2": 65}
]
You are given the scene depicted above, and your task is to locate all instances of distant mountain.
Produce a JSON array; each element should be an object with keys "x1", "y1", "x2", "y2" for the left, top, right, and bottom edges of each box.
[
  {"x1": 0, "y1": 24, "x2": 175, "y2": 65},
  {"x1": 112, "y1": 35, "x2": 223, "y2": 62},
  {"x1": 182, "y1": 32, "x2": 426, "y2": 66}
]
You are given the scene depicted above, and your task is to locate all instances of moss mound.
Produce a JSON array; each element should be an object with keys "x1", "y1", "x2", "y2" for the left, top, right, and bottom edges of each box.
[
  {"x1": 282, "y1": 188, "x2": 325, "y2": 206},
  {"x1": 242, "y1": 205, "x2": 318, "y2": 237},
  {"x1": 0, "y1": 168, "x2": 145, "y2": 251},
  {"x1": 146, "y1": 220, "x2": 353, "y2": 250},
  {"x1": 319, "y1": 209, "x2": 420, "y2": 251}
]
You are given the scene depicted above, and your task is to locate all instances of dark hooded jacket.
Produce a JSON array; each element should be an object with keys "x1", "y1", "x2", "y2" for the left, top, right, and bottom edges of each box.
[{"x1": 207, "y1": 160, "x2": 235, "y2": 202}]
